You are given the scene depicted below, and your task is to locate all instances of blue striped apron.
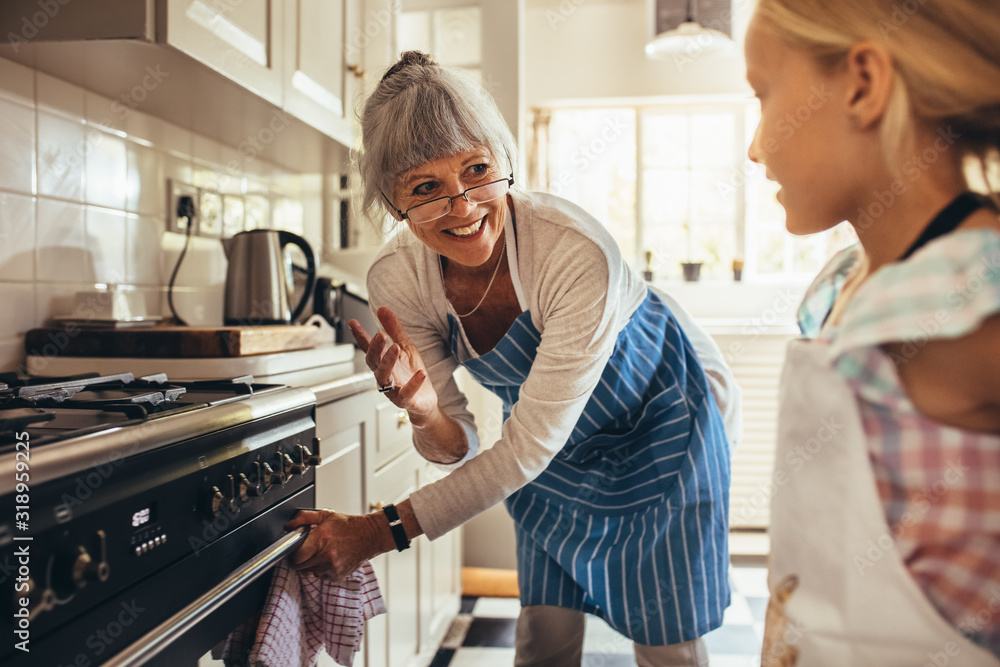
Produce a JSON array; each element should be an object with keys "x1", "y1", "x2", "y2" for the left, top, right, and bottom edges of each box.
[{"x1": 448, "y1": 289, "x2": 731, "y2": 645}]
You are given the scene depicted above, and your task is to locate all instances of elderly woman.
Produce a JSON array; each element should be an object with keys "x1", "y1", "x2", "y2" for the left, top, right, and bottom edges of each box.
[{"x1": 287, "y1": 51, "x2": 741, "y2": 667}]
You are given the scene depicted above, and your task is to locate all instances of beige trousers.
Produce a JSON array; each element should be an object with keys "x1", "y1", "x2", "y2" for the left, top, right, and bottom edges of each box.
[{"x1": 514, "y1": 605, "x2": 711, "y2": 667}]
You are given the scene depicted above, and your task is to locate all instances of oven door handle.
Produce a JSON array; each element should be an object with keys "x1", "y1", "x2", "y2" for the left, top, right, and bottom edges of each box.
[{"x1": 102, "y1": 526, "x2": 309, "y2": 667}]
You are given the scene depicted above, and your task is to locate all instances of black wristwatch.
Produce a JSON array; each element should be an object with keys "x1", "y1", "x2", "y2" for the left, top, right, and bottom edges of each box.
[{"x1": 382, "y1": 503, "x2": 410, "y2": 552}]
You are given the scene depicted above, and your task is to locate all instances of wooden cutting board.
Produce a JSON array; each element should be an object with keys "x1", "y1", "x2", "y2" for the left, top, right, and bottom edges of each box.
[{"x1": 25, "y1": 324, "x2": 326, "y2": 358}]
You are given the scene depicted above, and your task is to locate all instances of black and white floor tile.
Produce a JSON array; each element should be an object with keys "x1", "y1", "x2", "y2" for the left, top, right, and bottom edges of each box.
[{"x1": 431, "y1": 565, "x2": 769, "y2": 667}]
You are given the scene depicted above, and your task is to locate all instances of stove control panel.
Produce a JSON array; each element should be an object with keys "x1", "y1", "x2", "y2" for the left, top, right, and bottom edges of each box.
[{"x1": 204, "y1": 437, "x2": 322, "y2": 519}]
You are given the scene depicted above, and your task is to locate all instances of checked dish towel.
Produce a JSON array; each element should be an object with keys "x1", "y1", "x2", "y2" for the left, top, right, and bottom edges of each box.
[{"x1": 220, "y1": 560, "x2": 386, "y2": 667}]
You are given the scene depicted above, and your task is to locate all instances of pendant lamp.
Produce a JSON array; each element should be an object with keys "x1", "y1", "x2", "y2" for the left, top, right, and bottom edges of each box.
[{"x1": 645, "y1": 0, "x2": 732, "y2": 58}]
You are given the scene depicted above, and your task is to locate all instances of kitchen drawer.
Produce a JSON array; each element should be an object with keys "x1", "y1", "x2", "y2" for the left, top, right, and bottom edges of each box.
[
  {"x1": 315, "y1": 390, "x2": 375, "y2": 457},
  {"x1": 315, "y1": 439, "x2": 363, "y2": 516},
  {"x1": 374, "y1": 399, "x2": 413, "y2": 470}
]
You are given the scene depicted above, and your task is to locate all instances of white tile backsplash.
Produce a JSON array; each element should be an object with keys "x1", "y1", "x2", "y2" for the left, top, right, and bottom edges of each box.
[
  {"x1": 37, "y1": 112, "x2": 86, "y2": 201},
  {"x1": 0, "y1": 57, "x2": 322, "y2": 372},
  {"x1": 125, "y1": 108, "x2": 164, "y2": 147},
  {"x1": 126, "y1": 143, "x2": 165, "y2": 216},
  {"x1": 0, "y1": 283, "x2": 37, "y2": 339},
  {"x1": 0, "y1": 192, "x2": 35, "y2": 282},
  {"x1": 85, "y1": 91, "x2": 127, "y2": 135},
  {"x1": 85, "y1": 130, "x2": 128, "y2": 210},
  {"x1": 36, "y1": 199, "x2": 90, "y2": 283},
  {"x1": 126, "y1": 215, "x2": 164, "y2": 285},
  {"x1": 86, "y1": 207, "x2": 128, "y2": 284},
  {"x1": 0, "y1": 98, "x2": 35, "y2": 195},
  {"x1": 36, "y1": 72, "x2": 86, "y2": 118}
]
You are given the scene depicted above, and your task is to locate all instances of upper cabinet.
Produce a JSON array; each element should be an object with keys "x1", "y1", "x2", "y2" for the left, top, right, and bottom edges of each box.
[
  {"x1": 164, "y1": 0, "x2": 285, "y2": 106},
  {"x1": 0, "y1": 0, "x2": 391, "y2": 151},
  {"x1": 283, "y1": 0, "x2": 360, "y2": 148}
]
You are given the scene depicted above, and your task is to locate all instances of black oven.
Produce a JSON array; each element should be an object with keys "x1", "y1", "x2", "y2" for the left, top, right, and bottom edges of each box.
[{"x1": 0, "y1": 374, "x2": 319, "y2": 666}]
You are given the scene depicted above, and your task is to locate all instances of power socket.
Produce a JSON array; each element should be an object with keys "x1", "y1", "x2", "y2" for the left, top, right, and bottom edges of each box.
[{"x1": 168, "y1": 179, "x2": 199, "y2": 233}]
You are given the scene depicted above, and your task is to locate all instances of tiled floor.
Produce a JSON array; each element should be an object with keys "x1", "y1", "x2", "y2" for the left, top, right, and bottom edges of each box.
[{"x1": 431, "y1": 565, "x2": 769, "y2": 666}]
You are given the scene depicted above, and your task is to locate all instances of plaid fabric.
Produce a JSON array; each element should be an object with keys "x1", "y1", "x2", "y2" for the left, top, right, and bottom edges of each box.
[
  {"x1": 798, "y1": 230, "x2": 1000, "y2": 658},
  {"x1": 222, "y1": 560, "x2": 386, "y2": 667}
]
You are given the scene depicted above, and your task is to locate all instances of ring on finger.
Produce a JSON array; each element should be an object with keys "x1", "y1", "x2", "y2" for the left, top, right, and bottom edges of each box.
[{"x1": 378, "y1": 380, "x2": 394, "y2": 393}]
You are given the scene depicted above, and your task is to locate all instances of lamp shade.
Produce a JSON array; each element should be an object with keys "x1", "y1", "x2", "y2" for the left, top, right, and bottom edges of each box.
[{"x1": 646, "y1": 0, "x2": 733, "y2": 58}]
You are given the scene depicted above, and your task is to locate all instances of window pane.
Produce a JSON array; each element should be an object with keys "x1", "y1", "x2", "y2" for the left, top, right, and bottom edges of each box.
[
  {"x1": 691, "y1": 169, "x2": 737, "y2": 224},
  {"x1": 642, "y1": 168, "x2": 689, "y2": 225},
  {"x1": 641, "y1": 114, "x2": 688, "y2": 168},
  {"x1": 692, "y1": 222, "x2": 737, "y2": 280},
  {"x1": 547, "y1": 109, "x2": 637, "y2": 261},
  {"x1": 691, "y1": 113, "x2": 736, "y2": 168},
  {"x1": 752, "y1": 222, "x2": 787, "y2": 274}
]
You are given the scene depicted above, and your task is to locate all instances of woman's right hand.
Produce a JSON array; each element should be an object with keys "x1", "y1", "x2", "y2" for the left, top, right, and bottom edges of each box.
[{"x1": 349, "y1": 306, "x2": 440, "y2": 424}]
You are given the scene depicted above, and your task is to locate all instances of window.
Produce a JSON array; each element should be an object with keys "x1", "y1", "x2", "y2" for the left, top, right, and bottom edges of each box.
[{"x1": 534, "y1": 101, "x2": 856, "y2": 282}]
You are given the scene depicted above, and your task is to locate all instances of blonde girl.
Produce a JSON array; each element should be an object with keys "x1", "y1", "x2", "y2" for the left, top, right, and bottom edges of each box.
[{"x1": 743, "y1": 0, "x2": 1000, "y2": 664}]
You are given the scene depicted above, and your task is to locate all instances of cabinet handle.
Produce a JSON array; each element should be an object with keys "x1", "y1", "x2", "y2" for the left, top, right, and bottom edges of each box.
[
  {"x1": 370, "y1": 501, "x2": 384, "y2": 512},
  {"x1": 397, "y1": 411, "x2": 409, "y2": 428},
  {"x1": 347, "y1": 63, "x2": 367, "y2": 79}
]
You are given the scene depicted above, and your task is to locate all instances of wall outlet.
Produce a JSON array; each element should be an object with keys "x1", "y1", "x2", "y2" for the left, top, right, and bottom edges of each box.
[{"x1": 168, "y1": 179, "x2": 199, "y2": 234}]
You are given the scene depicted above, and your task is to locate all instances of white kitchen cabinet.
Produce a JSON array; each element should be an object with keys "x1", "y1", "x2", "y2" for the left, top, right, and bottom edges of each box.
[
  {"x1": 366, "y1": 448, "x2": 423, "y2": 667},
  {"x1": 312, "y1": 381, "x2": 463, "y2": 667},
  {"x1": 419, "y1": 463, "x2": 462, "y2": 657},
  {"x1": 282, "y1": 0, "x2": 364, "y2": 147},
  {"x1": 164, "y1": 0, "x2": 285, "y2": 106},
  {"x1": 374, "y1": 399, "x2": 415, "y2": 470}
]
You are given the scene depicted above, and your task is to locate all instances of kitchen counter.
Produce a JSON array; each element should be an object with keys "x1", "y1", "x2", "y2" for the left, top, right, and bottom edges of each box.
[{"x1": 311, "y1": 370, "x2": 379, "y2": 405}]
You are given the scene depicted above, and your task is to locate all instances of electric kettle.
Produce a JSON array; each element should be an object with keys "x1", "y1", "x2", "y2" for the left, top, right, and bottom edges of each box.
[{"x1": 222, "y1": 229, "x2": 317, "y2": 325}]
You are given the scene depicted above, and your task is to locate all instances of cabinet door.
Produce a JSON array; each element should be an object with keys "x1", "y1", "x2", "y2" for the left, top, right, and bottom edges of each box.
[
  {"x1": 366, "y1": 449, "x2": 421, "y2": 667},
  {"x1": 283, "y1": 0, "x2": 362, "y2": 145},
  {"x1": 419, "y1": 464, "x2": 462, "y2": 653},
  {"x1": 374, "y1": 399, "x2": 413, "y2": 469},
  {"x1": 165, "y1": 0, "x2": 284, "y2": 105}
]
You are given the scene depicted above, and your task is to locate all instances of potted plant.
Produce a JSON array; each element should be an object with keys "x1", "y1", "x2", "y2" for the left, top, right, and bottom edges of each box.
[
  {"x1": 680, "y1": 222, "x2": 703, "y2": 282},
  {"x1": 642, "y1": 249, "x2": 655, "y2": 282},
  {"x1": 732, "y1": 257, "x2": 745, "y2": 282}
]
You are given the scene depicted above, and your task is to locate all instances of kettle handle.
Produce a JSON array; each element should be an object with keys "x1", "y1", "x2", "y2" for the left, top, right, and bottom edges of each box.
[{"x1": 278, "y1": 231, "x2": 317, "y2": 323}]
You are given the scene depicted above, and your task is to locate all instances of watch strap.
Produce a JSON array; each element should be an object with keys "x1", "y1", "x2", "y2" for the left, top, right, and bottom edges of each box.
[{"x1": 382, "y1": 503, "x2": 410, "y2": 552}]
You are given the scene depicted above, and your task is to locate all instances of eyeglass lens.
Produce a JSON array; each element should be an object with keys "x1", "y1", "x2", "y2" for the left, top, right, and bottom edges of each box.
[{"x1": 407, "y1": 178, "x2": 510, "y2": 223}]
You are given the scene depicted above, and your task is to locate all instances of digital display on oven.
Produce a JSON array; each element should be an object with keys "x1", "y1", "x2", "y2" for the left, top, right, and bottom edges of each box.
[{"x1": 132, "y1": 503, "x2": 156, "y2": 529}]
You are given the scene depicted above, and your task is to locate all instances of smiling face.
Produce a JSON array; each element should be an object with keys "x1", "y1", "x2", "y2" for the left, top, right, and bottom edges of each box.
[
  {"x1": 391, "y1": 149, "x2": 509, "y2": 268},
  {"x1": 744, "y1": 14, "x2": 865, "y2": 236}
]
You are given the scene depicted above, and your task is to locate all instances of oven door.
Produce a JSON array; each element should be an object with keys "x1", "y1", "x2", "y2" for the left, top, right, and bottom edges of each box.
[{"x1": 14, "y1": 486, "x2": 314, "y2": 667}]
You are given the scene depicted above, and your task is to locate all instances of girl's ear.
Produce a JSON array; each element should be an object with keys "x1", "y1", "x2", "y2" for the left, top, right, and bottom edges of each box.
[{"x1": 844, "y1": 41, "x2": 896, "y2": 130}]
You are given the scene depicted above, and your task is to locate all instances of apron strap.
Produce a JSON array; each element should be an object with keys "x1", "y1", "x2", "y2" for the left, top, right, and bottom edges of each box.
[{"x1": 899, "y1": 191, "x2": 996, "y2": 260}]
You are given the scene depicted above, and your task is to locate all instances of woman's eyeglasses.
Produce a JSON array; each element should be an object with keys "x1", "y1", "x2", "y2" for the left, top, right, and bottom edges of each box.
[{"x1": 381, "y1": 173, "x2": 514, "y2": 224}]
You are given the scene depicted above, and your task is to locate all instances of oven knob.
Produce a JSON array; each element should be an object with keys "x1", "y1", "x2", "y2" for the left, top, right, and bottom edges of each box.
[
  {"x1": 296, "y1": 444, "x2": 321, "y2": 468},
  {"x1": 16, "y1": 577, "x2": 55, "y2": 622},
  {"x1": 249, "y1": 461, "x2": 271, "y2": 495},
  {"x1": 72, "y1": 530, "x2": 111, "y2": 588},
  {"x1": 281, "y1": 452, "x2": 306, "y2": 476},
  {"x1": 238, "y1": 473, "x2": 260, "y2": 499},
  {"x1": 221, "y1": 475, "x2": 239, "y2": 513},
  {"x1": 307, "y1": 437, "x2": 323, "y2": 465},
  {"x1": 209, "y1": 485, "x2": 229, "y2": 517},
  {"x1": 262, "y1": 461, "x2": 285, "y2": 486}
]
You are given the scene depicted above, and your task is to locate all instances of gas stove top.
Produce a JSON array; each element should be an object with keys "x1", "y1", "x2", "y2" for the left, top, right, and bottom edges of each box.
[
  {"x1": 0, "y1": 370, "x2": 318, "y2": 666},
  {"x1": 0, "y1": 372, "x2": 285, "y2": 453}
]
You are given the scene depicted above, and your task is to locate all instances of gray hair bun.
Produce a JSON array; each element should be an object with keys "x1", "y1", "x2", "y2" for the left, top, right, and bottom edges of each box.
[{"x1": 381, "y1": 51, "x2": 437, "y2": 83}]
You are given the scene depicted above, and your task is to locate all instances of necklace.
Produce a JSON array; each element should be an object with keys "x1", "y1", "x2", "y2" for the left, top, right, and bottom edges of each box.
[{"x1": 446, "y1": 234, "x2": 506, "y2": 318}]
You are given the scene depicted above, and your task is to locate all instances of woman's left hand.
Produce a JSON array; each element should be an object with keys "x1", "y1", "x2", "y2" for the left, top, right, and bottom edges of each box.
[
  {"x1": 349, "y1": 307, "x2": 440, "y2": 424},
  {"x1": 284, "y1": 510, "x2": 388, "y2": 581}
]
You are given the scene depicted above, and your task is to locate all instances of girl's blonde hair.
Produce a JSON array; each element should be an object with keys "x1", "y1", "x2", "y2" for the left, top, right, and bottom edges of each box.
[{"x1": 754, "y1": 0, "x2": 1000, "y2": 194}]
